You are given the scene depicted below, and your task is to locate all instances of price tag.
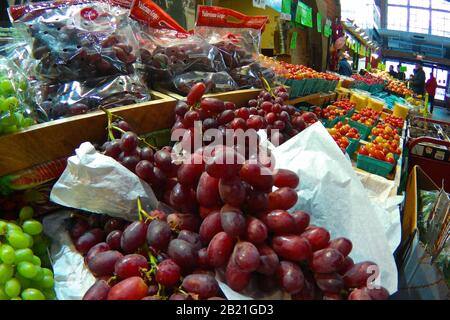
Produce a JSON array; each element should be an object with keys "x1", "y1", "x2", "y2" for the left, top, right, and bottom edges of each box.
[
  {"x1": 280, "y1": 12, "x2": 291, "y2": 21},
  {"x1": 290, "y1": 31, "x2": 298, "y2": 49},
  {"x1": 297, "y1": 1, "x2": 312, "y2": 28},
  {"x1": 317, "y1": 12, "x2": 322, "y2": 33},
  {"x1": 253, "y1": 0, "x2": 266, "y2": 9}
]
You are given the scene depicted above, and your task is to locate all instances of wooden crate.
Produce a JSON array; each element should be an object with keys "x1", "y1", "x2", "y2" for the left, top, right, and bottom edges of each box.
[{"x1": 0, "y1": 91, "x2": 176, "y2": 176}]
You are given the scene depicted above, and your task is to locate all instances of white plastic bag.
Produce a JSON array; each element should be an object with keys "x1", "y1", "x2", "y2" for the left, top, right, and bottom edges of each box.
[{"x1": 50, "y1": 142, "x2": 159, "y2": 221}]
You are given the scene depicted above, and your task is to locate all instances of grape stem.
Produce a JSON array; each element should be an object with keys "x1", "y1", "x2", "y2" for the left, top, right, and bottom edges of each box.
[
  {"x1": 260, "y1": 76, "x2": 276, "y2": 98},
  {"x1": 136, "y1": 197, "x2": 179, "y2": 234}
]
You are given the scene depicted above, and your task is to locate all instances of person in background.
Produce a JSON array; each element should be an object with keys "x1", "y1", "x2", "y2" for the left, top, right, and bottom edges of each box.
[
  {"x1": 411, "y1": 61, "x2": 426, "y2": 96},
  {"x1": 338, "y1": 52, "x2": 352, "y2": 77},
  {"x1": 0, "y1": 0, "x2": 11, "y2": 28},
  {"x1": 389, "y1": 65, "x2": 397, "y2": 78},
  {"x1": 425, "y1": 73, "x2": 438, "y2": 114},
  {"x1": 396, "y1": 64, "x2": 406, "y2": 81}
]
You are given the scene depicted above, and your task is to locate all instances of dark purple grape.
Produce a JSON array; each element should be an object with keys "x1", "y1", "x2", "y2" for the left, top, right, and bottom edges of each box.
[
  {"x1": 104, "y1": 140, "x2": 122, "y2": 159},
  {"x1": 120, "y1": 221, "x2": 148, "y2": 253},
  {"x1": 146, "y1": 220, "x2": 172, "y2": 252},
  {"x1": 120, "y1": 132, "x2": 138, "y2": 153},
  {"x1": 182, "y1": 274, "x2": 219, "y2": 299},
  {"x1": 277, "y1": 261, "x2": 304, "y2": 294},
  {"x1": 85, "y1": 242, "x2": 110, "y2": 264},
  {"x1": 106, "y1": 230, "x2": 122, "y2": 250},
  {"x1": 177, "y1": 230, "x2": 202, "y2": 251},
  {"x1": 135, "y1": 160, "x2": 154, "y2": 182},
  {"x1": 233, "y1": 241, "x2": 260, "y2": 272},
  {"x1": 75, "y1": 228, "x2": 105, "y2": 255},
  {"x1": 83, "y1": 280, "x2": 111, "y2": 300},
  {"x1": 104, "y1": 219, "x2": 124, "y2": 235},
  {"x1": 88, "y1": 250, "x2": 123, "y2": 277},
  {"x1": 220, "y1": 207, "x2": 246, "y2": 237},
  {"x1": 140, "y1": 147, "x2": 154, "y2": 162},
  {"x1": 167, "y1": 239, "x2": 197, "y2": 270}
]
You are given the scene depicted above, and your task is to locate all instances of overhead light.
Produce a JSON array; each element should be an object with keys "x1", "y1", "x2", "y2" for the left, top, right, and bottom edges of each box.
[{"x1": 364, "y1": 36, "x2": 369, "y2": 40}]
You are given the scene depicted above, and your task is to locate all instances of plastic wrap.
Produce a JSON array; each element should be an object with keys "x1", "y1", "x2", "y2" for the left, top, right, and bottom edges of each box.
[
  {"x1": 130, "y1": 0, "x2": 226, "y2": 89},
  {"x1": 173, "y1": 71, "x2": 238, "y2": 95},
  {"x1": 34, "y1": 73, "x2": 149, "y2": 121},
  {"x1": 43, "y1": 211, "x2": 96, "y2": 300},
  {"x1": 0, "y1": 32, "x2": 36, "y2": 134},
  {"x1": 50, "y1": 142, "x2": 159, "y2": 221},
  {"x1": 229, "y1": 61, "x2": 276, "y2": 89},
  {"x1": 9, "y1": 0, "x2": 138, "y2": 83},
  {"x1": 195, "y1": 5, "x2": 268, "y2": 71}
]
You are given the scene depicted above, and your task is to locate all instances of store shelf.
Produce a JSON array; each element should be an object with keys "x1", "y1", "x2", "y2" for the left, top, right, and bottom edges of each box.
[{"x1": 0, "y1": 91, "x2": 176, "y2": 176}]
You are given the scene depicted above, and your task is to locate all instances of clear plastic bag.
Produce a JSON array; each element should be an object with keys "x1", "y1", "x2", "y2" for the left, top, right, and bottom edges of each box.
[
  {"x1": 130, "y1": 0, "x2": 227, "y2": 89},
  {"x1": 173, "y1": 71, "x2": 238, "y2": 95},
  {"x1": 9, "y1": 0, "x2": 138, "y2": 83},
  {"x1": 0, "y1": 31, "x2": 36, "y2": 134},
  {"x1": 229, "y1": 61, "x2": 276, "y2": 89},
  {"x1": 35, "y1": 73, "x2": 150, "y2": 121},
  {"x1": 194, "y1": 5, "x2": 268, "y2": 71}
]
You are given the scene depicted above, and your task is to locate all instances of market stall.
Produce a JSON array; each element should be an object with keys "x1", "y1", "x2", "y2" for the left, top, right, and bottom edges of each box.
[{"x1": 0, "y1": 0, "x2": 448, "y2": 302}]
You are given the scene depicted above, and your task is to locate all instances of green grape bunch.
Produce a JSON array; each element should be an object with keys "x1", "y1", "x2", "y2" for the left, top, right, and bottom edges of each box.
[
  {"x1": 0, "y1": 206, "x2": 56, "y2": 300},
  {"x1": 0, "y1": 59, "x2": 35, "y2": 135}
]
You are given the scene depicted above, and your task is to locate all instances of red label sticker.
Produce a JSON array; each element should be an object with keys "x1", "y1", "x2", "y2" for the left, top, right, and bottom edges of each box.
[{"x1": 80, "y1": 7, "x2": 99, "y2": 21}]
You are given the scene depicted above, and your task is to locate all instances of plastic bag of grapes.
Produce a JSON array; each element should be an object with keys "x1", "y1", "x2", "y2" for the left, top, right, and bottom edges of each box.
[
  {"x1": 0, "y1": 58, "x2": 35, "y2": 134},
  {"x1": 33, "y1": 73, "x2": 150, "y2": 121},
  {"x1": 194, "y1": 5, "x2": 268, "y2": 71},
  {"x1": 229, "y1": 62, "x2": 276, "y2": 90},
  {"x1": 129, "y1": 0, "x2": 227, "y2": 89},
  {"x1": 8, "y1": 0, "x2": 139, "y2": 83},
  {"x1": 173, "y1": 71, "x2": 238, "y2": 95}
]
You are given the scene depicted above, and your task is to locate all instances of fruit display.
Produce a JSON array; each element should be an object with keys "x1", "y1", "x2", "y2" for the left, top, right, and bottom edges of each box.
[
  {"x1": 8, "y1": 0, "x2": 153, "y2": 122},
  {"x1": 321, "y1": 105, "x2": 347, "y2": 121},
  {"x1": 9, "y1": 1, "x2": 138, "y2": 83},
  {"x1": 36, "y1": 75, "x2": 150, "y2": 121},
  {"x1": 350, "y1": 108, "x2": 381, "y2": 127},
  {"x1": 352, "y1": 74, "x2": 385, "y2": 86},
  {"x1": 369, "y1": 70, "x2": 393, "y2": 82},
  {"x1": 66, "y1": 82, "x2": 390, "y2": 300},
  {"x1": 0, "y1": 60, "x2": 34, "y2": 134},
  {"x1": 258, "y1": 56, "x2": 339, "y2": 82},
  {"x1": 371, "y1": 123, "x2": 401, "y2": 142},
  {"x1": 332, "y1": 100, "x2": 356, "y2": 112},
  {"x1": 0, "y1": 206, "x2": 55, "y2": 300},
  {"x1": 195, "y1": 6, "x2": 268, "y2": 71},
  {"x1": 171, "y1": 84, "x2": 317, "y2": 148},
  {"x1": 0, "y1": 1, "x2": 414, "y2": 302},
  {"x1": 384, "y1": 115, "x2": 404, "y2": 130},
  {"x1": 329, "y1": 134, "x2": 350, "y2": 154},
  {"x1": 371, "y1": 136, "x2": 401, "y2": 158},
  {"x1": 386, "y1": 80, "x2": 413, "y2": 97},
  {"x1": 332, "y1": 121, "x2": 361, "y2": 140},
  {"x1": 357, "y1": 143, "x2": 396, "y2": 165}
]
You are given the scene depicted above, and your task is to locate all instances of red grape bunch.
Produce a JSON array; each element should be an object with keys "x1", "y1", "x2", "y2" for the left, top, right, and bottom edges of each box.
[
  {"x1": 86, "y1": 83, "x2": 389, "y2": 300},
  {"x1": 172, "y1": 82, "x2": 319, "y2": 149},
  {"x1": 69, "y1": 211, "x2": 223, "y2": 300}
]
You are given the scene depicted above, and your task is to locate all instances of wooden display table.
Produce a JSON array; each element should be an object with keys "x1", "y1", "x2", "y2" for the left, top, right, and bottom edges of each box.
[{"x1": 0, "y1": 91, "x2": 176, "y2": 176}]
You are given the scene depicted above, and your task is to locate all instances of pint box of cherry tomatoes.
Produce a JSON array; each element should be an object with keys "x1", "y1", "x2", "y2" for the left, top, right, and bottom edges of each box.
[
  {"x1": 356, "y1": 144, "x2": 396, "y2": 178},
  {"x1": 347, "y1": 119, "x2": 374, "y2": 141},
  {"x1": 346, "y1": 138, "x2": 360, "y2": 157}
]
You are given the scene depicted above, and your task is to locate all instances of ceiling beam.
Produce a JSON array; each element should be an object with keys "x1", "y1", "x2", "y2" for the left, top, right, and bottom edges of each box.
[{"x1": 382, "y1": 49, "x2": 450, "y2": 68}]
